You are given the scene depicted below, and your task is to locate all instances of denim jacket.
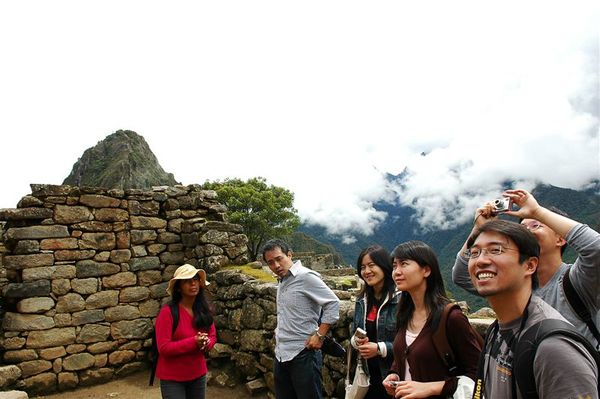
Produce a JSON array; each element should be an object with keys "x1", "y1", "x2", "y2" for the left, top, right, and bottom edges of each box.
[{"x1": 351, "y1": 290, "x2": 400, "y2": 377}]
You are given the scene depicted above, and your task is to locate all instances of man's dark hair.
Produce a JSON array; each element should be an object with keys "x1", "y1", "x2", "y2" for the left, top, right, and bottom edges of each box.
[
  {"x1": 261, "y1": 239, "x2": 292, "y2": 261},
  {"x1": 467, "y1": 220, "x2": 540, "y2": 289}
]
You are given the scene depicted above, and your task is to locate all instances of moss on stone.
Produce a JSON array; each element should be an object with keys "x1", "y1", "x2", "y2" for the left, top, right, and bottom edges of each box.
[{"x1": 222, "y1": 264, "x2": 277, "y2": 283}]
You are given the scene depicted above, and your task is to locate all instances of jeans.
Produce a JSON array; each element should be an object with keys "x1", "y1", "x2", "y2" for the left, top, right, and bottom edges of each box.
[
  {"x1": 160, "y1": 374, "x2": 206, "y2": 399},
  {"x1": 274, "y1": 349, "x2": 323, "y2": 399}
]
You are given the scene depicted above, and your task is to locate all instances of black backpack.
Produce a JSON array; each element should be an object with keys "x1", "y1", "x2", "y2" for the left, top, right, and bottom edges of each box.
[
  {"x1": 562, "y1": 269, "x2": 600, "y2": 350},
  {"x1": 149, "y1": 302, "x2": 180, "y2": 386},
  {"x1": 514, "y1": 318, "x2": 600, "y2": 398}
]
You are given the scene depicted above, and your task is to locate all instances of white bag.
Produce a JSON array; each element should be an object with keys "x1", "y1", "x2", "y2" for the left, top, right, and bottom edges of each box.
[
  {"x1": 345, "y1": 360, "x2": 370, "y2": 399},
  {"x1": 344, "y1": 359, "x2": 370, "y2": 399},
  {"x1": 451, "y1": 375, "x2": 475, "y2": 399}
]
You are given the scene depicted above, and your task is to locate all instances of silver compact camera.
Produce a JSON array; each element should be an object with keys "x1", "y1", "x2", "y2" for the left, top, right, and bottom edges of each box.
[
  {"x1": 354, "y1": 327, "x2": 367, "y2": 339},
  {"x1": 492, "y1": 197, "x2": 511, "y2": 214}
]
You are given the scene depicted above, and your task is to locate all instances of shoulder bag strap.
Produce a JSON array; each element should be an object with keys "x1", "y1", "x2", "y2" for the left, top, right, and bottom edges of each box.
[
  {"x1": 345, "y1": 340, "x2": 353, "y2": 383},
  {"x1": 432, "y1": 303, "x2": 459, "y2": 374}
]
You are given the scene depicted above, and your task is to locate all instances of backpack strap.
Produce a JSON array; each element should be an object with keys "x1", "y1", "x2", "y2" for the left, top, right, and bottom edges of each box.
[
  {"x1": 562, "y1": 269, "x2": 600, "y2": 350},
  {"x1": 432, "y1": 303, "x2": 460, "y2": 375},
  {"x1": 472, "y1": 320, "x2": 499, "y2": 399},
  {"x1": 433, "y1": 303, "x2": 485, "y2": 377},
  {"x1": 514, "y1": 318, "x2": 600, "y2": 398},
  {"x1": 149, "y1": 303, "x2": 181, "y2": 386}
]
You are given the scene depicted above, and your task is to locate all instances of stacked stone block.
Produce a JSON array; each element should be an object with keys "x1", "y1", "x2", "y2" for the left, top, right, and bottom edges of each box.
[{"x1": 0, "y1": 184, "x2": 249, "y2": 394}]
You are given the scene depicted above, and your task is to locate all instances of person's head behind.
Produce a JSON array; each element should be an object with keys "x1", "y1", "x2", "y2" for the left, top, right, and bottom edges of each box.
[
  {"x1": 467, "y1": 219, "x2": 540, "y2": 291},
  {"x1": 261, "y1": 239, "x2": 294, "y2": 279},
  {"x1": 391, "y1": 240, "x2": 449, "y2": 330},
  {"x1": 520, "y1": 205, "x2": 568, "y2": 256},
  {"x1": 355, "y1": 245, "x2": 395, "y2": 301}
]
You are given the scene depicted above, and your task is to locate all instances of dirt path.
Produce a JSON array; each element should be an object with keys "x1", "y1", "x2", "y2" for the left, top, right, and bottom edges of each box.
[{"x1": 31, "y1": 370, "x2": 269, "y2": 399}]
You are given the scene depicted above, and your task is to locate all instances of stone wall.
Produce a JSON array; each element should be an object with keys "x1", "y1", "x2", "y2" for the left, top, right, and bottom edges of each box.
[
  {"x1": 208, "y1": 269, "x2": 355, "y2": 398},
  {"x1": 0, "y1": 222, "x2": 7, "y2": 294},
  {"x1": 0, "y1": 184, "x2": 249, "y2": 394},
  {"x1": 293, "y1": 252, "x2": 336, "y2": 271}
]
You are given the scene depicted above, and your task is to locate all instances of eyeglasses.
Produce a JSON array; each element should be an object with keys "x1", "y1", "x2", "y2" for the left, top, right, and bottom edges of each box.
[
  {"x1": 466, "y1": 244, "x2": 518, "y2": 259},
  {"x1": 522, "y1": 221, "x2": 543, "y2": 231}
]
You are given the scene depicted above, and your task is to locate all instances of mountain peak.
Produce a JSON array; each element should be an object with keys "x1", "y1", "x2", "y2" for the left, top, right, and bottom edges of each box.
[{"x1": 63, "y1": 130, "x2": 179, "y2": 190}]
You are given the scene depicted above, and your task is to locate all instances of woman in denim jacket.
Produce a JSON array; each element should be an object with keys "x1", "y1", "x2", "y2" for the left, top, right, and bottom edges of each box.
[{"x1": 351, "y1": 245, "x2": 400, "y2": 399}]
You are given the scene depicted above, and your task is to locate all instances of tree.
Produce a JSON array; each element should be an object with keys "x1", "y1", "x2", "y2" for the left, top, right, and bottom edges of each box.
[{"x1": 201, "y1": 177, "x2": 300, "y2": 261}]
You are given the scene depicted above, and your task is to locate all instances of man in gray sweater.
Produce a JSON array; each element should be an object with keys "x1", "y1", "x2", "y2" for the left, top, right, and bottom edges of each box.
[{"x1": 452, "y1": 188, "x2": 600, "y2": 347}]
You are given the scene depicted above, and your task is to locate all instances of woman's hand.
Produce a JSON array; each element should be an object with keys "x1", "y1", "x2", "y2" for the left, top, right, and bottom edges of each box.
[
  {"x1": 357, "y1": 341, "x2": 379, "y2": 359},
  {"x1": 354, "y1": 335, "x2": 369, "y2": 346},
  {"x1": 392, "y1": 380, "x2": 444, "y2": 399},
  {"x1": 195, "y1": 332, "x2": 208, "y2": 350},
  {"x1": 382, "y1": 374, "x2": 400, "y2": 396}
]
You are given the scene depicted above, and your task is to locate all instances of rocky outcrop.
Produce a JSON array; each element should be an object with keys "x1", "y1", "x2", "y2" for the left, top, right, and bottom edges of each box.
[
  {"x1": 0, "y1": 184, "x2": 249, "y2": 394},
  {"x1": 62, "y1": 130, "x2": 178, "y2": 190}
]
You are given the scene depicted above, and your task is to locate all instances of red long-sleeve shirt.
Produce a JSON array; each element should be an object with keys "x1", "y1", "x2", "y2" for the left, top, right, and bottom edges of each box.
[{"x1": 155, "y1": 304, "x2": 217, "y2": 382}]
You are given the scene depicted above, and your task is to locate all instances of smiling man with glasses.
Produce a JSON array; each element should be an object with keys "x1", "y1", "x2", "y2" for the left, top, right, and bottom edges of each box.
[
  {"x1": 452, "y1": 188, "x2": 600, "y2": 348},
  {"x1": 465, "y1": 219, "x2": 597, "y2": 399}
]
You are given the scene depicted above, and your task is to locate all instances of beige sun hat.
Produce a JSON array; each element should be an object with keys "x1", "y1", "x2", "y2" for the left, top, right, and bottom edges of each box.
[{"x1": 166, "y1": 264, "x2": 210, "y2": 296}]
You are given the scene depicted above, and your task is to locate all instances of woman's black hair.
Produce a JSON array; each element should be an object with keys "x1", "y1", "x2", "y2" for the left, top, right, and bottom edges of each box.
[
  {"x1": 356, "y1": 245, "x2": 395, "y2": 306},
  {"x1": 391, "y1": 240, "x2": 450, "y2": 332},
  {"x1": 170, "y1": 281, "x2": 214, "y2": 328}
]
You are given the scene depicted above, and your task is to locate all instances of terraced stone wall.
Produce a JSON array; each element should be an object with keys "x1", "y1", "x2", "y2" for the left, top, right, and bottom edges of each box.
[{"x1": 0, "y1": 184, "x2": 249, "y2": 394}]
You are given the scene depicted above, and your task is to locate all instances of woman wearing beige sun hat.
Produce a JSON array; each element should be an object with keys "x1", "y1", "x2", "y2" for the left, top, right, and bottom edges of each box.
[{"x1": 154, "y1": 264, "x2": 216, "y2": 399}]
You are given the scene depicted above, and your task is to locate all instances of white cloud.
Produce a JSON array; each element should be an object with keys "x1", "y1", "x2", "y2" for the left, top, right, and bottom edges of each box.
[{"x1": 0, "y1": 1, "x2": 598, "y2": 239}]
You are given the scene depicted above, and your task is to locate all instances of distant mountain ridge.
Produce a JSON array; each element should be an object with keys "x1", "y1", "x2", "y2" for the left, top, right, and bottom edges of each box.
[
  {"x1": 300, "y1": 182, "x2": 600, "y2": 309},
  {"x1": 63, "y1": 130, "x2": 179, "y2": 190}
]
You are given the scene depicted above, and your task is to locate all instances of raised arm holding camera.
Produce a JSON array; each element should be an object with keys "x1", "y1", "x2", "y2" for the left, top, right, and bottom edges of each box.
[{"x1": 452, "y1": 188, "x2": 600, "y2": 347}]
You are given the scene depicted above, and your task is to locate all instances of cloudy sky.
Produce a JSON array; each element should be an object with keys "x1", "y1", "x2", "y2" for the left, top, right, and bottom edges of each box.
[{"x1": 1, "y1": 1, "x2": 598, "y2": 241}]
